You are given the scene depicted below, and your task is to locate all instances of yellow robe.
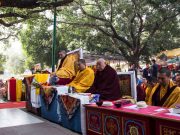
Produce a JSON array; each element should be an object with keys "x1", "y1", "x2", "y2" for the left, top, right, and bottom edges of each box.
[
  {"x1": 34, "y1": 74, "x2": 50, "y2": 95},
  {"x1": 147, "y1": 81, "x2": 180, "y2": 108},
  {"x1": 56, "y1": 53, "x2": 79, "y2": 79},
  {"x1": 34, "y1": 74, "x2": 49, "y2": 83},
  {"x1": 67, "y1": 67, "x2": 95, "y2": 93},
  {"x1": 145, "y1": 85, "x2": 154, "y2": 103},
  {"x1": 16, "y1": 79, "x2": 22, "y2": 101}
]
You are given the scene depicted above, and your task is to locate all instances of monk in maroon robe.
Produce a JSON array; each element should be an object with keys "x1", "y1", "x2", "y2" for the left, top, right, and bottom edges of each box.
[{"x1": 86, "y1": 58, "x2": 121, "y2": 101}]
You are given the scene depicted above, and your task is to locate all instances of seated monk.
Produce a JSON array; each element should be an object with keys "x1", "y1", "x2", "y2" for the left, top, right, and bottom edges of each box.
[
  {"x1": 86, "y1": 58, "x2": 121, "y2": 101},
  {"x1": 51, "y1": 50, "x2": 78, "y2": 85},
  {"x1": 147, "y1": 67, "x2": 180, "y2": 108},
  {"x1": 137, "y1": 78, "x2": 156, "y2": 102},
  {"x1": 67, "y1": 59, "x2": 95, "y2": 93},
  {"x1": 136, "y1": 78, "x2": 146, "y2": 101},
  {"x1": 145, "y1": 79, "x2": 157, "y2": 103}
]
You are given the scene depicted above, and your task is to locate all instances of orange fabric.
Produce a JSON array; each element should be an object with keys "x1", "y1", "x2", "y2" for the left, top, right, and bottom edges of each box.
[
  {"x1": 56, "y1": 53, "x2": 79, "y2": 79},
  {"x1": 67, "y1": 67, "x2": 95, "y2": 93}
]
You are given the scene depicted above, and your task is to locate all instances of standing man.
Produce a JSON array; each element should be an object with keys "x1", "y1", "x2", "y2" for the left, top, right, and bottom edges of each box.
[
  {"x1": 147, "y1": 67, "x2": 180, "y2": 108},
  {"x1": 143, "y1": 63, "x2": 152, "y2": 82},
  {"x1": 86, "y1": 58, "x2": 121, "y2": 101},
  {"x1": 151, "y1": 59, "x2": 158, "y2": 80}
]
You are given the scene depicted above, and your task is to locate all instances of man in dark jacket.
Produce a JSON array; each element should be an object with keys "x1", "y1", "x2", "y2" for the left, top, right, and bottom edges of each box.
[
  {"x1": 143, "y1": 63, "x2": 152, "y2": 82},
  {"x1": 151, "y1": 59, "x2": 158, "y2": 80}
]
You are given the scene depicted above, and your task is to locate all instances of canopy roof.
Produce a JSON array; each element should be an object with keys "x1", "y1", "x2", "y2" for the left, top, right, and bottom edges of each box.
[
  {"x1": 158, "y1": 48, "x2": 180, "y2": 59},
  {"x1": 167, "y1": 57, "x2": 180, "y2": 63}
]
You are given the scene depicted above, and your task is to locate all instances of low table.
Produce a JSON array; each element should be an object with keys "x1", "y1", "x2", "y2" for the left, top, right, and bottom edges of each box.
[
  {"x1": 40, "y1": 85, "x2": 89, "y2": 134},
  {"x1": 84, "y1": 104, "x2": 180, "y2": 135}
]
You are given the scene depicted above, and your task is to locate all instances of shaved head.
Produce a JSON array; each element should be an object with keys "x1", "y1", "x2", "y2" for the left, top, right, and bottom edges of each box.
[
  {"x1": 58, "y1": 50, "x2": 66, "y2": 59},
  {"x1": 157, "y1": 67, "x2": 171, "y2": 87},
  {"x1": 77, "y1": 59, "x2": 86, "y2": 71},
  {"x1": 96, "y1": 58, "x2": 107, "y2": 71},
  {"x1": 97, "y1": 58, "x2": 106, "y2": 64}
]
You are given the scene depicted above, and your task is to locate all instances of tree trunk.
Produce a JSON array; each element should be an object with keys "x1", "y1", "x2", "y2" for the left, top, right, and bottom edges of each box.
[{"x1": 126, "y1": 55, "x2": 140, "y2": 68}]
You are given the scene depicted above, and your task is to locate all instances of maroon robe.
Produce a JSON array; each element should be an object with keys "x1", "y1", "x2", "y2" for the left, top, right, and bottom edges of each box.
[
  {"x1": 9, "y1": 77, "x2": 16, "y2": 101},
  {"x1": 56, "y1": 78, "x2": 73, "y2": 85},
  {"x1": 86, "y1": 65, "x2": 121, "y2": 101},
  {"x1": 136, "y1": 84, "x2": 146, "y2": 101}
]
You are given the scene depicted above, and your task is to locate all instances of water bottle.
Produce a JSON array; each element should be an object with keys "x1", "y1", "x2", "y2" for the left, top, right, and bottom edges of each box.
[
  {"x1": 71, "y1": 87, "x2": 75, "y2": 94},
  {"x1": 68, "y1": 86, "x2": 71, "y2": 93}
]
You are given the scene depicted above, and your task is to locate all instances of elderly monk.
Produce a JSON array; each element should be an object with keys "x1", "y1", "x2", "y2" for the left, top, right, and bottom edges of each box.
[
  {"x1": 51, "y1": 50, "x2": 78, "y2": 85},
  {"x1": 86, "y1": 58, "x2": 121, "y2": 101},
  {"x1": 67, "y1": 59, "x2": 94, "y2": 93},
  {"x1": 147, "y1": 67, "x2": 180, "y2": 108}
]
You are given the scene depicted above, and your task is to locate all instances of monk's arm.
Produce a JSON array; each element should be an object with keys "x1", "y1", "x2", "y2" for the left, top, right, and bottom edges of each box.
[{"x1": 165, "y1": 92, "x2": 180, "y2": 108}]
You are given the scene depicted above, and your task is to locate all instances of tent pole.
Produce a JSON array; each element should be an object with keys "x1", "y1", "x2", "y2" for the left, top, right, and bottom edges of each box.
[{"x1": 52, "y1": 0, "x2": 57, "y2": 72}]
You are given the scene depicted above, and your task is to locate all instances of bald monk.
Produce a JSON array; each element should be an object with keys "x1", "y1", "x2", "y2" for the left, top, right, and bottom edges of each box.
[
  {"x1": 67, "y1": 59, "x2": 95, "y2": 93},
  {"x1": 86, "y1": 58, "x2": 121, "y2": 101},
  {"x1": 147, "y1": 67, "x2": 180, "y2": 108},
  {"x1": 51, "y1": 50, "x2": 78, "y2": 85}
]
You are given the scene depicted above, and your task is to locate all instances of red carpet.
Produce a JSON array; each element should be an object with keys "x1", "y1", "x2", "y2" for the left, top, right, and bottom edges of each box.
[{"x1": 0, "y1": 101, "x2": 26, "y2": 109}]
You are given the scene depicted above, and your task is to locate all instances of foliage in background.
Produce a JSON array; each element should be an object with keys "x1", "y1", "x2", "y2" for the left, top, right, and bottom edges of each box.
[
  {"x1": 5, "y1": 54, "x2": 25, "y2": 74},
  {"x1": 58, "y1": 0, "x2": 180, "y2": 65},
  {"x1": 20, "y1": 19, "x2": 67, "y2": 69},
  {"x1": 0, "y1": 0, "x2": 179, "y2": 69},
  {"x1": 0, "y1": 54, "x2": 5, "y2": 72}
]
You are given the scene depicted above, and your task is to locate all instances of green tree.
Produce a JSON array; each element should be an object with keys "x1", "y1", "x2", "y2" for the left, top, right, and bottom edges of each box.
[
  {"x1": 58, "y1": 0, "x2": 180, "y2": 65},
  {"x1": 0, "y1": 54, "x2": 5, "y2": 72},
  {"x1": 2, "y1": 0, "x2": 179, "y2": 67},
  {"x1": 0, "y1": 0, "x2": 73, "y2": 72},
  {"x1": 0, "y1": 0, "x2": 74, "y2": 43},
  {"x1": 20, "y1": 19, "x2": 67, "y2": 69},
  {"x1": 5, "y1": 54, "x2": 25, "y2": 74},
  {"x1": 0, "y1": 0, "x2": 73, "y2": 27}
]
